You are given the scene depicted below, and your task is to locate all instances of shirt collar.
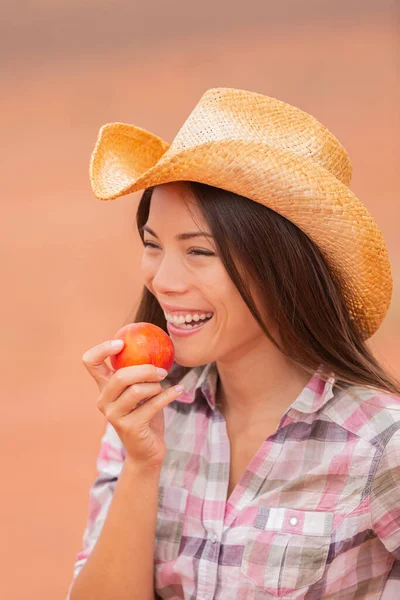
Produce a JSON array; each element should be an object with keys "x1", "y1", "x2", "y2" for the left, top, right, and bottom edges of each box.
[
  {"x1": 290, "y1": 366, "x2": 336, "y2": 414},
  {"x1": 174, "y1": 361, "x2": 336, "y2": 415},
  {"x1": 172, "y1": 361, "x2": 218, "y2": 411}
]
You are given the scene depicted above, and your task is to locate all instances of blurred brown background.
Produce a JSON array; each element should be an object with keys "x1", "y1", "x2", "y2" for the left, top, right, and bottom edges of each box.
[{"x1": 2, "y1": 1, "x2": 399, "y2": 597}]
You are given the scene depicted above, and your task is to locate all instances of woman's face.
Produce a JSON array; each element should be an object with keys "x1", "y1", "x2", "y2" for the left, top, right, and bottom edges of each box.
[{"x1": 141, "y1": 181, "x2": 269, "y2": 367}]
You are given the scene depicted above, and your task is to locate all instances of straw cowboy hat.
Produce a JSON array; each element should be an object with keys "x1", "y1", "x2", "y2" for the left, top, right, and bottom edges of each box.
[{"x1": 89, "y1": 86, "x2": 393, "y2": 341}]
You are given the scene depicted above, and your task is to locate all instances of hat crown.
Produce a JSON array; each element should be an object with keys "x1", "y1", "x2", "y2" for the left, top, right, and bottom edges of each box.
[{"x1": 168, "y1": 87, "x2": 352, "y2": 185}]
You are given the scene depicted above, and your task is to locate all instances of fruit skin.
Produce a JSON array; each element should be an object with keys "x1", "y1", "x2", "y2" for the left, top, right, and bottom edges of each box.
[{"x1": 110, "y1": 322, "x2": 175, "y2": 372}]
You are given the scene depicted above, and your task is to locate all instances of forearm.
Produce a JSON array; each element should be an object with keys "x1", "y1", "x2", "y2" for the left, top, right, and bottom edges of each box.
[{"x1": 70, "y1": 459, "x2": 161, "y2": 600}]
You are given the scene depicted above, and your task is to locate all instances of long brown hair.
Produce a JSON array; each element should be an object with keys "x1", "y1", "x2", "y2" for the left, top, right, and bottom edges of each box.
[{"x1": 126, "y1": 181, "x2": 400, "y2": 399}]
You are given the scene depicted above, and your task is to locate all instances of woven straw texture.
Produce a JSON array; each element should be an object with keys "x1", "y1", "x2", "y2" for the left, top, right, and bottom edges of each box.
[{"x1": 89, "y1": 87, "x2": 393, "y2": 341}]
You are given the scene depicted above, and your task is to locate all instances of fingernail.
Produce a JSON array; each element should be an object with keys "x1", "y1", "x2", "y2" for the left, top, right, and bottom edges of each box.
[
  {"x1": 157, "y1": 367, "x2": 168, "y2": 377},
  {"x1": 175, "y1": 384, "x2": 184, "y2": 393},
  {"x1": 111, "y1": 339, "x2": 124, "y2": 348}
]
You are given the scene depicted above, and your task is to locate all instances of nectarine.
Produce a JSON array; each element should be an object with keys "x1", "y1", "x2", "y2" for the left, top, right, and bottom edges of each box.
[{"x1": 110, "y1": 322, "x2": 175, "y2": 372}]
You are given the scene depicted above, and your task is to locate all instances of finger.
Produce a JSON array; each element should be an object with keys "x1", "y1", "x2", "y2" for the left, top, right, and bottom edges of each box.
[
  {"x1": 120, "y1": 384, "x2": 184, "y2": 429},
  {"x1": 102, "y1": 382, "x2": 163, "y2": 419},
  {"x1": 81, "y1": 340, "x2": 125, "y2": 385},
  {"x1": 98, "y1": 364, "x2": 168, "y2": 411}
]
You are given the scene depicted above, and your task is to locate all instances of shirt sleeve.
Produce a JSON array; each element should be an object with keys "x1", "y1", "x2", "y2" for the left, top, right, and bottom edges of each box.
[
  {"x1": 65, "y1": 421, "x2": 126, "y2": 599},
  {"x1": 370, "y1": 427, "x2": 400, "y2": 559}
]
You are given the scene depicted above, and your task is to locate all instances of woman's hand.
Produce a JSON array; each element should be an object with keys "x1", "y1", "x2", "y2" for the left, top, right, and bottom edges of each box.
[{"x1": 81, "y1": 339, "x2": 183, "y2": 468}]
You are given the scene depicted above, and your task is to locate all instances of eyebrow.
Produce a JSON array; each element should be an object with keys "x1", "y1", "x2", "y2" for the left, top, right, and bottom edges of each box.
[{"x1": 141, "y1": 225, "x2": 214, "y2": 241}]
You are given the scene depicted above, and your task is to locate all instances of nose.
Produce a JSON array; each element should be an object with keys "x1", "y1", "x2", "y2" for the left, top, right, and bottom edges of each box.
[{"x1": 151, "y1": 252, "x2": 189, "y2": 295}]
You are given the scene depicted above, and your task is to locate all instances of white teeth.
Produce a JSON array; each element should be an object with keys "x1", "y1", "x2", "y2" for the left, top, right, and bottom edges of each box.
[
  {"x1": 172, "y1": 319, "x2": 209, "y2": 330},
  {"x1": 164, "y1": 311, "x2": 214, "y2": 324}
]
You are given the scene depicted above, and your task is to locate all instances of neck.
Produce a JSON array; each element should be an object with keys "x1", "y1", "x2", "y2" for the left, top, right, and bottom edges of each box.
[{"x1": 214, "y1": 341, "x2": 312, "y2": 423}]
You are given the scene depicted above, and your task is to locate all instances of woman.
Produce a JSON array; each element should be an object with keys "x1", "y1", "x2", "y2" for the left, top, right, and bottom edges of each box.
[{"x1": 67, "y1": 88, "x2": 400, "y2": 599}]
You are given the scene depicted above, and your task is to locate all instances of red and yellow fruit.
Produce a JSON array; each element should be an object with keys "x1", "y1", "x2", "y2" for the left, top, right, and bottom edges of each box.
[{"x1": 110, "y1": 322, "x2": 175, "y2": 372}]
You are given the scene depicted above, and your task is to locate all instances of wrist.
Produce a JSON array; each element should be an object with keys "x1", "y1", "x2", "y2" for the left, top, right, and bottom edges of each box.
[{"x1": 122, "y1": 456, "x2": 163, "y2": 479}]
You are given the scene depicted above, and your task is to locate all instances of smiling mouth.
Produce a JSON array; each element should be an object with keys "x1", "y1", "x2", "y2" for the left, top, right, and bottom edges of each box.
[{"x1": 168, "y1": 315, "x2": 213, "y2": 330}]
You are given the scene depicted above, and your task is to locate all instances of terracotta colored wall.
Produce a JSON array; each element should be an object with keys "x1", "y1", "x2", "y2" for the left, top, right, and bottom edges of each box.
[{"x1": 2, "y1": 3, "x2": 399, "y2": 598}]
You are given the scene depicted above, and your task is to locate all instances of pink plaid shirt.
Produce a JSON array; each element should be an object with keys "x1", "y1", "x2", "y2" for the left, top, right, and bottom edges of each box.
[{"x1": 67, "y1": 362, "x2": 400, "y2": 599}]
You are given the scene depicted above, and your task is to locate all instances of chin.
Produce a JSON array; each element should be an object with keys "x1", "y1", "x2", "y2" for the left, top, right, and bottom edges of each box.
[
  {"x1": 176, "y1": 358, "x2": 205, "y2": 369},
  {"x1": 174, "y1": 352, "x2": 212, "y2": 369}
]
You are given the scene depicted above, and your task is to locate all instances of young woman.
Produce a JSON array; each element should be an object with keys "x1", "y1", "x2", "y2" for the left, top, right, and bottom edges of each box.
[{"x1": 67, "y1": 88, "x2": 400, "y2": 599}]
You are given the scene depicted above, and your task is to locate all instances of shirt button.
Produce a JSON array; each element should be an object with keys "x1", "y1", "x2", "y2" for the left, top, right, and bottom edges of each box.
[
  {"x1": 289, "y1": 517, "x2": 299, "y2": 527},
  {"x1": 209, "y1": 533, "x2": 218, "y2": 543}
]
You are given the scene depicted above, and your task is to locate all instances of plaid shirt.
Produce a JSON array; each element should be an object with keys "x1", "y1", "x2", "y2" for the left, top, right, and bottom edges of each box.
[{"x1": 67, "y1": 362, "x2": 400, "y2": 599}]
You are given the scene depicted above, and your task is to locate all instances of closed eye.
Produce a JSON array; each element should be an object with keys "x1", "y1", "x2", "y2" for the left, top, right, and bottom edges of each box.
[{"x1": 143, "y1": 241, "x2": 215, "y2": 256}]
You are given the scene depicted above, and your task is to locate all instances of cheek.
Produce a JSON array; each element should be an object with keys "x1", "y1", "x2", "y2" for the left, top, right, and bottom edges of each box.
[
  {"x1": 224, "y1": 286, "x2": 263, "y2": 329},
  {"x1": 141, "y1": 254, "x2": 156, "y2": 278},
  {"x1": 141, "y1": 263, "x2": 155, "y2": 295},
  {"x1": 141, "y1": 253, "x2": 152, "y2": 270}
]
